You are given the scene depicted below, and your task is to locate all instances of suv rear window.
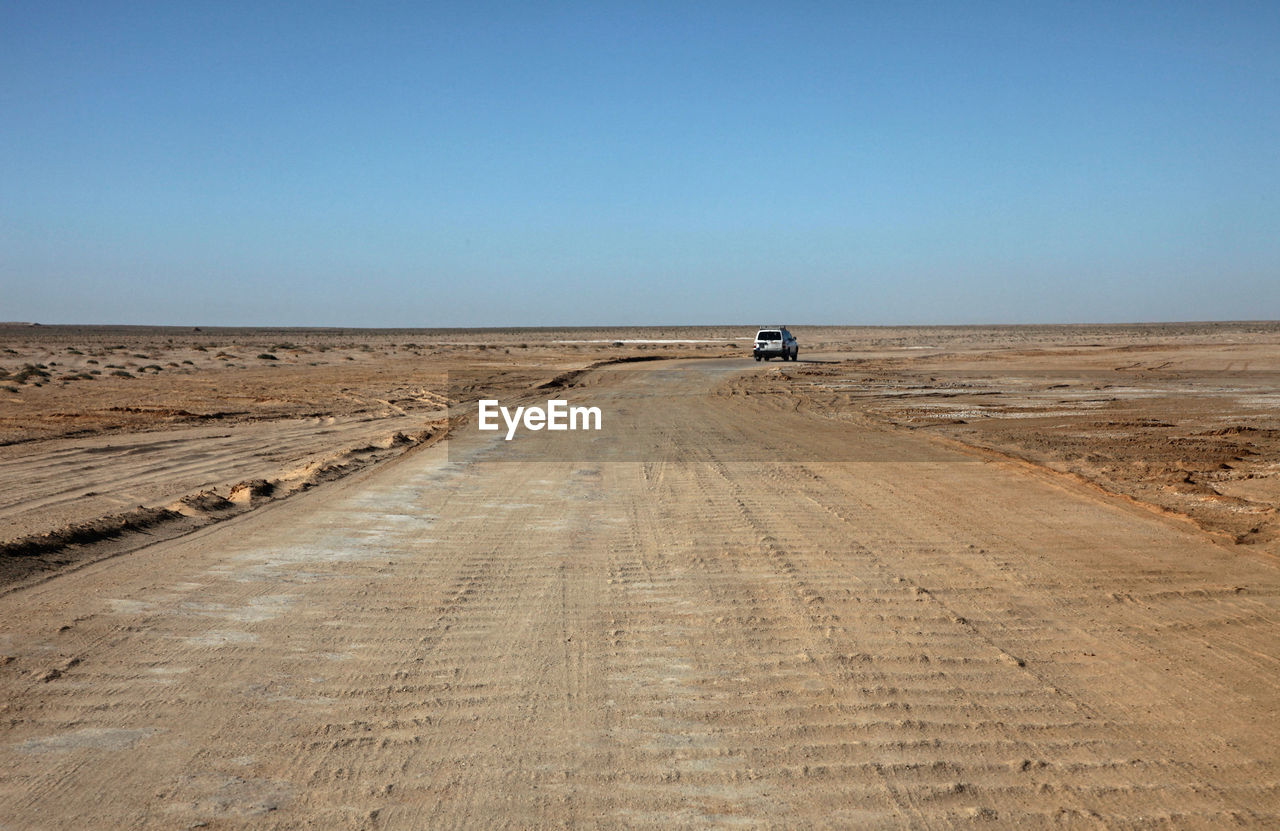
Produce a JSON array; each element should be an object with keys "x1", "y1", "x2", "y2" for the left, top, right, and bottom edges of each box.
[{"x1": 757, "y1": 331, "x2": 781, "y2": 341}]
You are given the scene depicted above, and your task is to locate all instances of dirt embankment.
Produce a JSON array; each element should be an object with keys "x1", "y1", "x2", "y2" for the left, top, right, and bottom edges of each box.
[{"x1": 0, "y1": 427, "x2": 445, "y2": 588}]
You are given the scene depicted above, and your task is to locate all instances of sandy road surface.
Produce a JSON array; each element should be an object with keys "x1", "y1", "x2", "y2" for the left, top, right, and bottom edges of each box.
[{"x1": 1, "y1": 360, "x2": 1278, "y2": 828}]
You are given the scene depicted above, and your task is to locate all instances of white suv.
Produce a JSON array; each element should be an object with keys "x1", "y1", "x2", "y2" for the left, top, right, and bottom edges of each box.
[{"x1": 753, "y1": 327, "x2": 798, "y2": 361}]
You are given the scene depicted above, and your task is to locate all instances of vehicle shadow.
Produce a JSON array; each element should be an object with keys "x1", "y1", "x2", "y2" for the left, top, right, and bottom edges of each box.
[{"x1": 746, "y1": 357, "x2": 839, "y2": 364}]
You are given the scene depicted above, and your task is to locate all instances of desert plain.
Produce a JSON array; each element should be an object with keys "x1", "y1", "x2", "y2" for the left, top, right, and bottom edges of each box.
[{"x1": 0, "y1": 321, "x2": 1278, "y2": 827}]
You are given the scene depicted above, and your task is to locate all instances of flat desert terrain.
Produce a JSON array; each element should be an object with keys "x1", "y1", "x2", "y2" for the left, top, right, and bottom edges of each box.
[{"x1": 1, "y1": 322, "x2": 1278, "y2": 827}]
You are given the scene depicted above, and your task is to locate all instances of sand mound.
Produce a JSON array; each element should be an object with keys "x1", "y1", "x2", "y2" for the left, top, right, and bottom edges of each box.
[
  {"x1": 169, "y1": 490, "x2": 235, "y2": 515},
  {"x1": 229, "y1": 479, "x2": 276, "y2": 504}
]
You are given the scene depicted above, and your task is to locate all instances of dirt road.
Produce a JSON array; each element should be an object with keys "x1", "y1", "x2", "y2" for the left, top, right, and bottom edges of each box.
[{"x1": 1, "y1": 359, "x2": 1277, "y2": 828}]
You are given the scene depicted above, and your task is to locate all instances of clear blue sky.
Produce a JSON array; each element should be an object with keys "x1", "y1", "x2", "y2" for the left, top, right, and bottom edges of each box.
[{"x1": 3, "y1": 1, "x2": 1277, "y2": 326}]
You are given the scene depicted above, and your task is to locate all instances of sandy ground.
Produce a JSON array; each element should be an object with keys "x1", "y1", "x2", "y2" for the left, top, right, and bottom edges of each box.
[
  {"x1": 0, "y1": 323, "x2": 1277, "y2": 826},
  {"x1": 734, "y1": 321, "x2": 1280, "y2": 553},
  {"x1": 0, "y1": 325, "x2": 737, "y2": 583}
]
